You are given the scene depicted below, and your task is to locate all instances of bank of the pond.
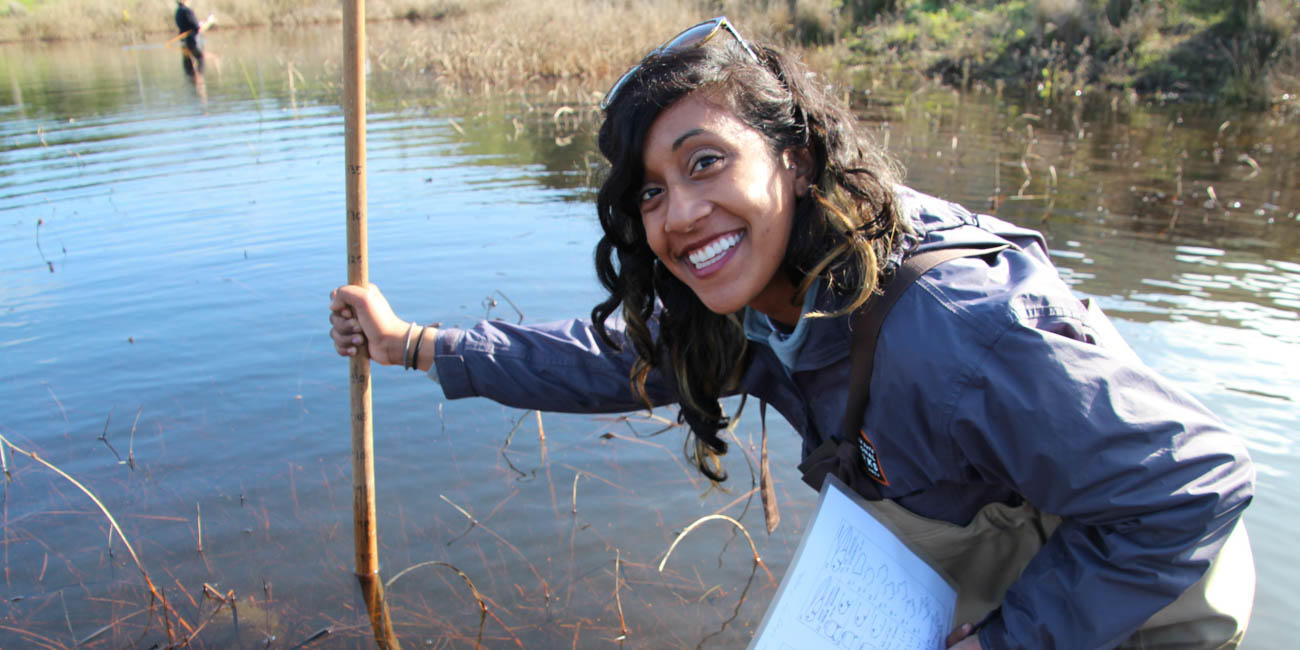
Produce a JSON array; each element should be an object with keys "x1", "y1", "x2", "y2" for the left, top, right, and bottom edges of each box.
[
  {"x1": 850, "y1": 1, "x2": 1298, "y2": 109},
  {"x1": 2, "y1": 1, "x2": 1297, "y2": 108}
]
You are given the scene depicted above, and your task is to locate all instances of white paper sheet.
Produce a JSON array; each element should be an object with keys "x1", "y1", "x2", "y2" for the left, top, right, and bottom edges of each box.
[{"x1": 749, "y1": 475, "x2": 956, "y2": 650}]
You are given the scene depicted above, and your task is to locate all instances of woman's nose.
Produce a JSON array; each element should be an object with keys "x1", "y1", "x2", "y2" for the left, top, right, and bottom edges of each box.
[{"x1": 663, "y1": 188, "x2": 708, "y2": 233}]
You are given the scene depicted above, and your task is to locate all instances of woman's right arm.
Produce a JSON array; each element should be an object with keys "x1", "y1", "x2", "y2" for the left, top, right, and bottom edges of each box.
[
  {"x1": 329, "y1": 283, "x2": 678, "y2": 413},
  {"x1": 432, "y1": 316, "x2": 679, "y2": 414}
]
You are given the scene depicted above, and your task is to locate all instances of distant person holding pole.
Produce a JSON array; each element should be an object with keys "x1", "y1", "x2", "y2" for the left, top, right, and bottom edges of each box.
[
  {"x1": 174, "y1": 0, "x2": 214, "y2": 77},
  {"x1": 329, "y1": 16, "x2": 1255, "y2": 649}
]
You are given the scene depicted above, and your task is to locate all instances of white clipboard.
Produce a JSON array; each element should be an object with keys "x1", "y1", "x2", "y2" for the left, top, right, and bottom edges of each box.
[{"x1": 748, "y1": 474, "x2": 957, "y2": 650}]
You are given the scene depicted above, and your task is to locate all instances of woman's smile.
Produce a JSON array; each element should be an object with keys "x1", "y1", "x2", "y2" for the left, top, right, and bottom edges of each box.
[{"x1": 682, "y1": 230, "x2": 744, "y2": 274}]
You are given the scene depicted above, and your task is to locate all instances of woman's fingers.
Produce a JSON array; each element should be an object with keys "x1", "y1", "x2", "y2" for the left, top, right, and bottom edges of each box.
[
  {"x1": 329, "y1": 287, "x2": 368, "y2": 356},
  {"x1": 329, "y1": 310, "x2": 362, "y2": 334},
  {"x1": 330, "y1": 320, "x2": 364, "y2": 345},
  {"x1": 329, "y1": 319, "x2": 364, "y2": 356},
  {"x1": 327, "y1": 283, "x2": 402, "y2": 364}
]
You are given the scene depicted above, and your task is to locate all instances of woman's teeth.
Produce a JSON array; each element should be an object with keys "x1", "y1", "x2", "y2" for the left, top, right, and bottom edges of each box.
[{"x1": 687, "y1": 233, "x2": 741, "y2": 269}]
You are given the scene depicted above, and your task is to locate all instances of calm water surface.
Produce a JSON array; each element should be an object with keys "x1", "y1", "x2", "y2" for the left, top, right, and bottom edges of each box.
[{"x1": 1, "y1": 23, "x2": 1297, "y2": 649}]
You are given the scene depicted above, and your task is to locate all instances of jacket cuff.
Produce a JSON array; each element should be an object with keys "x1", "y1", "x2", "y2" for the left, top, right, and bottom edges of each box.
[{"x1": 429, "y1": 327, "x2": 475, "y2": 399}]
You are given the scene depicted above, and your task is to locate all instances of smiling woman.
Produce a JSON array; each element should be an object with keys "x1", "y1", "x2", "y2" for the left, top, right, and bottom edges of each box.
[
  {"x1": 329, "y1": 16, "x2": 1257, "y2": 650},
  {"x1": 637, "y1": 94, "x2": 808, "y2": 324}
]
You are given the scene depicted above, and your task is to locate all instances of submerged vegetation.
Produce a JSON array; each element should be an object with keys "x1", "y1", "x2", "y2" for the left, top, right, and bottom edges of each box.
[{"x1": 2, "y1": 0, "x2": 1296, "y2": 107}]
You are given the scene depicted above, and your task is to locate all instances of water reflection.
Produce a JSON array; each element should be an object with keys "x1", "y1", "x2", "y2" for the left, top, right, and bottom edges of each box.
[{"x1": 0, "y1": 22, "x2": 1296, "y2": 649}]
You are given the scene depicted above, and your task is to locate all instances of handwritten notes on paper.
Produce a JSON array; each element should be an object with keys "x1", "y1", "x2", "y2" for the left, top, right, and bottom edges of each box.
[{"x1": 749, "y1": 476, "x2": 956, "y2": 650}]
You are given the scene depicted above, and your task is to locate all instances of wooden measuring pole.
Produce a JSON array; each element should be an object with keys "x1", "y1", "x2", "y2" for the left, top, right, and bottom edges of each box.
[{"x1": 343, "y1": 1, "x2": 400, "y2": 647}]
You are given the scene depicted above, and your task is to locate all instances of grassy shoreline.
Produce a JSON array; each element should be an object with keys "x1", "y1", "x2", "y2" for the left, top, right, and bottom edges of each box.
[{"x1": 3, "y1": 0, "x2": 1296, "y2": 108}]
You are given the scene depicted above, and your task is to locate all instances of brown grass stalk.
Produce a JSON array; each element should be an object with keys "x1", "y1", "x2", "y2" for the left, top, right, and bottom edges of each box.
[
  {"x1": 759, "y1": 405, "x2": 780, "y2": 534},
  {"x1": 74, "y1": 607, "x2": 149, "y2": 646},
  {"x1": 537, "y1": 411, "x2": 560, "y2": 520},
  {"x1": 0, "y1": 433, "x2": 194, "y2": 639},
  {"x1": 614, "y1": 549, "x2": 628, "y2": 639},
  {"x1": 171, "y1": 586, "x2": 238, "y2": 648},
  {"x1": 438, "y1": 494, "x2": 548, "y2": 595},
  {"x1": 127, "y1": 406, "x2": 141, "y2": 470},
  {"x1": 657, "y1": 514, "x2": 773, "y2": 583},
  {"x1": 386, "y1": 560, "x2": 487, "y2": 613},
  {"x1": 0, "y1": 623, "x2": 63, "y2": 649},
  {"x1": 570, "y1": 472, "x2": 580, "y2": 515},
  {"x1": 0, "y1": 431, "x2": 9, "y2": 479}
]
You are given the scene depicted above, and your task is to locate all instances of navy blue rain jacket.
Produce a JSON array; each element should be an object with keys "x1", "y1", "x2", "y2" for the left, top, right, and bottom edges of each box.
[{"x1": 427, "y1": 187, "x2": 1254, "y2": 649}]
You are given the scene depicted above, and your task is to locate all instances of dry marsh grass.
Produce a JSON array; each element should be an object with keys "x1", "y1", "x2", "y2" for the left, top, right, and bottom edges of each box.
[
  {"x1": 366, "y1": 0, "x2": 846, "y2": 100},
  {"x1": 4, "y1": 0, "x2": 849, "y2": 101}
]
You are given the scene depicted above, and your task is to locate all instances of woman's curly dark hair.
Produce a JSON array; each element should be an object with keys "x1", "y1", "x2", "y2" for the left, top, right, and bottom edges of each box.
[{"x1": 591, "y1": 36, "x2": 907, "y2": 481}]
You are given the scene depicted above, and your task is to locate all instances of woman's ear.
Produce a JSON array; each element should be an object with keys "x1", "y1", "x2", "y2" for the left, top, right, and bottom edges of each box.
[{"x1": 783, "y1": 146, "x2": 815, "y2": 197}]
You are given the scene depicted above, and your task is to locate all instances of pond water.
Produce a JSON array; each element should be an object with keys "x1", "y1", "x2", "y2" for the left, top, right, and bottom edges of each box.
[{"x1": 1, "y1": 21, "x2": 1297, "y2": 649}]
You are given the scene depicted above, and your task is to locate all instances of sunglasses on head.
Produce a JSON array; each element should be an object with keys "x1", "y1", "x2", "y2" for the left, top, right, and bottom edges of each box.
[{"x1": 599, "y1": 16, "x2": 760, "y2": 111}]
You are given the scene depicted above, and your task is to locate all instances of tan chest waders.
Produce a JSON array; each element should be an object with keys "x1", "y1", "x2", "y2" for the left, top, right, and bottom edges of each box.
[{"x1": 798, "y1": 245, "x2": 1254, "y2": 648}]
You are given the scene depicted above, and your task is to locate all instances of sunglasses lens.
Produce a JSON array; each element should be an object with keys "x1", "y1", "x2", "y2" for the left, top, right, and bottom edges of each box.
[
  {"x1": 660, "y1": 20, "x2": 722, "y2": 54},
  {"x1": 601, "y1": 68, "x2": 637, "y2": 110}
]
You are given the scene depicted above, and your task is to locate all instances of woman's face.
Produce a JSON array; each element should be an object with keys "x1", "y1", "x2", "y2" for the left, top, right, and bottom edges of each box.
[{"x1": 637, "y1": 93, "x2": 811, "y2": 325}]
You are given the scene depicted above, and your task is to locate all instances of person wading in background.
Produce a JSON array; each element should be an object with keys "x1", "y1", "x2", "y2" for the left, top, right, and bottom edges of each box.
[{"x1": 174, "y1": 0, "x2": 214, "y2": 77}]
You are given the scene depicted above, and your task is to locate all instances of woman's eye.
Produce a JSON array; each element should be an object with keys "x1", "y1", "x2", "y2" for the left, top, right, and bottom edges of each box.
[
  {"x1": 639, "y1": 187, "x2": 662, "y2": 204},
  {"x1": 691, "y1": 154, "x2": 721, "y2": 173}
]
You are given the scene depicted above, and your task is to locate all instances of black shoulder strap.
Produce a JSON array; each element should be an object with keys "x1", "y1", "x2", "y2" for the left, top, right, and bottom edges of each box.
[{"x1": 842, "y1": 244, "x2": 1009, "y2": 439}]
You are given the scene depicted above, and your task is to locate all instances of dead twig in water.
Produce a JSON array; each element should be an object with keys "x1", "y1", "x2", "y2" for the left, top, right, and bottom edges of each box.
[
  {"x1": 499, "y1": 411, "x2": 531, "y2": 478},
  {"x1": 61, "y1": 591, "x2": 75, "y2": 643},
  {"x1": 387, "y1": 556, "x2": 519, "y2": 648},
  {"x1": 693, "y1": 561, "x2": 761, "y2": 649},
  {"x1": 171, "y1": 585, "x2": 238, "y2": 648},
  {"x1": 537, "y1": 411, "x2": 559, "y2": 520},
  {"x1": 127, "y1": 406, "x2": 142, "y2": 470},
  {"x1": 0, "y1": 433, "x2": 194, "y2": 640},
  {"x1": 75, "y1": 607, "x2": 148, "y2": 646},
  {"x1": 441, "y1": 494, "x2": 480, "y2": 544},
  {"x1": 291, "y1": 625, "x2": 335, "y2": 649},
  {"x1": 97, "y1": 408, "x2": 123, "y2": 463},
  {"x1": 36, "y1": 218, "x2": 53, "y2": 272},
  {"x1": 438, "y1": 494, "x2": 550, "y2": 603},
  {"x1": 496, "y1": 290, "x2": 524, "y2": 323},
  {"x1": 614, "y1": 549, "x2": 628, "y2": 640},
  {"x1": 43, "y1": 383, "x2": 69, "y2": 425},
  {"x1": 658, "y1": 514, "x2": 773, "y2": 583},
  {"x1": 386, "y1": 561, "x2": 488, "y2": 613},
  {"x1": 482, "y1": 290, "x2": 524, "y2": 323},
  {"x1": 758, "y1": 403, "x2": 779, "y2": 535},
  {"x1": 0, "y1": 623, "x2": 63, "y2": 648}
]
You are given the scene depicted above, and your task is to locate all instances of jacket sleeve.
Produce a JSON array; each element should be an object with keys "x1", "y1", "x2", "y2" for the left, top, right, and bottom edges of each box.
[
  {"x1": 430, "y1": 316, "x2": 680, "y2": 413},
  {"x1": 950, "y1": 314, "x2": 1255, "y2": 649}
]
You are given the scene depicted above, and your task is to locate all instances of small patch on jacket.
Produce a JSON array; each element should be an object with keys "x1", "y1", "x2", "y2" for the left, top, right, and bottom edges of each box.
[{"x1": 857, "y1": 430, "x2": 889, "y2": 486}]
